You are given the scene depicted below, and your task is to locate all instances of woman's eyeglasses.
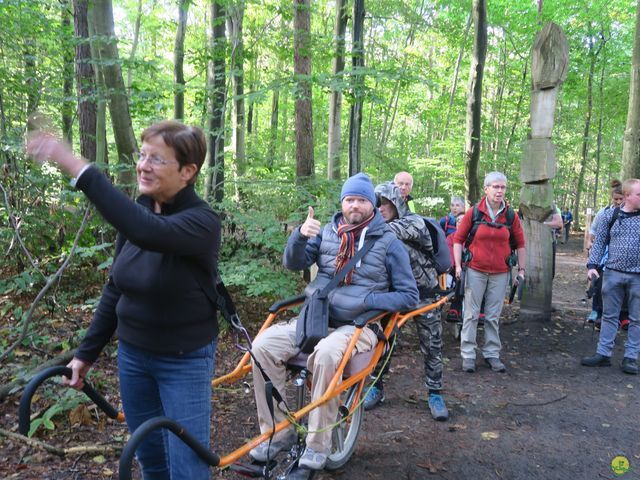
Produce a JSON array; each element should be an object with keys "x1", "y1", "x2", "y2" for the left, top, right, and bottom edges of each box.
[{"x1": 137, "y1": 152, "x2": 177, "y2": 167}]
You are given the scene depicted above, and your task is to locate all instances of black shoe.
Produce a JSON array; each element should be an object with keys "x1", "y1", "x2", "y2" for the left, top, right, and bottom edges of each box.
[
  {"x1": 581, "y1": 353, "x2": 611, "y2": 367},
  {"x1": 621, "y1": 358, "x2": 638, "y2": 375}
]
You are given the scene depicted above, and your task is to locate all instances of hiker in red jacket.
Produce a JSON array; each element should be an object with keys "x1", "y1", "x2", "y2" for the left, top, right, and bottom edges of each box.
[{"x1": 453, "y1": 172, "x2": 526, "y2": 374}]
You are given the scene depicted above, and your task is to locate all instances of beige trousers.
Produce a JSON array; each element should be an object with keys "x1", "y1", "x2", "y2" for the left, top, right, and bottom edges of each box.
[{"x1": 251, "y1": 318, "x2": 378, "y2": 452}]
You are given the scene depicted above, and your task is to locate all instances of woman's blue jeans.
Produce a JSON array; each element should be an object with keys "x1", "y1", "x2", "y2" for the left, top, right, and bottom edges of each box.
[{"x1": 118, "y1": 339, "x2": 216, "y2": 480}]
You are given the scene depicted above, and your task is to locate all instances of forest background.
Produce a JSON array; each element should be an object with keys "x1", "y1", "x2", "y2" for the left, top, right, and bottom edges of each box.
[{"x1": 1, "y1": 0, "x2": 640, "y2": 425}]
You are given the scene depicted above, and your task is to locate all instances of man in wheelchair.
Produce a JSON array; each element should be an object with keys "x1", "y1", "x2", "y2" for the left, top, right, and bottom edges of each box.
[{"x1": 250, "y1": 173, "x2": 418, "y2": 470}]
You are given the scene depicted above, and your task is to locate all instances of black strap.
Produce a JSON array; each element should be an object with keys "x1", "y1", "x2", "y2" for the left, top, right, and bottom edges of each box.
[{"x1": 315, "y1": 238, "x2": 377, "y2": 298}]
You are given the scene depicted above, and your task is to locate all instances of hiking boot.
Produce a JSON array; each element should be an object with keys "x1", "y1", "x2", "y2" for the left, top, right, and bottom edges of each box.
[
  {"x1": 446, "y1": 308, "x2": 460, "y2": 323},
  {"x1": 580, "y1": 353, "x2": 611, "y2": 367},
  {"x1": 485, "y1": 357, "x2": 506, "y2": 373},
  {"x1": 621, "y1": 358, "x2": 638, "y2": 375},
  {"x1": 428, "y1": 394, "x2": 449, "y2": 421},
  {"x1": 363, "y1": 385, "x2": 385, "y2": 411},
  {"x1": 586, "y1": 311, "x2": 598, "y2": 323},
  {"x1": 249, "y1": 430, "x2": 297, "y2": 462},
  {"x1": 298, "y1": 447, "x2": 328, "y2": 470},
  {"x1": 620, "y1": 319, "x2": 630, "y2": 331},
  {"x1": 462, "y1": 358, "x2": 476, "y2": 373}
]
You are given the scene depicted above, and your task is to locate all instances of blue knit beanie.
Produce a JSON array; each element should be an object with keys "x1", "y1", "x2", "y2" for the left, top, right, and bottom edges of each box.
[{"x1": 340, "y1": 172, "x2": 377, "y2": 206}]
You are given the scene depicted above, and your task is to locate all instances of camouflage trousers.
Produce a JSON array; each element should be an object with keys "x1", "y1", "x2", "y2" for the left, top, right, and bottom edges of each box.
[{"x1": 372, "y1": 306, "x2": 443, "y2": 391}]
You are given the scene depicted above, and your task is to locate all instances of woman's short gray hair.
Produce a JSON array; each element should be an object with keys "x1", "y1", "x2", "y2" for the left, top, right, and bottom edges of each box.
[
  {"x1": 451, "y1": 195, "x2": 465, "y2": 205},
  {"x1": 484, "y1": 171, "x2": 508, "y2": 188}
]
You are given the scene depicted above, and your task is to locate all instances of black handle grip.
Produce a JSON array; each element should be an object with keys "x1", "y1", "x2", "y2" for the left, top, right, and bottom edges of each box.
[
  {"x1": 18, "y1": 366, "x2": 120, "y2": 436},
  {"x1": 119, "y1": 416, "x2": 220, "y2": 480},
  {"x1": 268, "y1": 294, "x2": 306, "y2": 313}
]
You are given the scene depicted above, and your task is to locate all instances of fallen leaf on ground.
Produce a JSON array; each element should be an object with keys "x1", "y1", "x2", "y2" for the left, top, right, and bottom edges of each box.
[{"x1": 481, "y1": 431, "x2": 500, "y2": 440}]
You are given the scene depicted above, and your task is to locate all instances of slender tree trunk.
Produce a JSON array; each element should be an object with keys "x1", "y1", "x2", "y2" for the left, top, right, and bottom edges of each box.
[
  {"x1": 89, "y1": 0, "x2": 137, "y2": 188},
  {"x1": 348, "y1": 0, "x2": 365, "y2": 176},
  {"x1": 622, "y1": 0, "x2": 640, "y2": 179},
  {"x1": 227, "y1": 2, "x2": 246, "y2": 196},
  {"x1": 268, "y1": 88, "x2": 280, "y2": 169},
  {"x1": 594, "y1": 50, "x2": 606, "y2": 206},
  {"x1": 294, "y1": 0, "x2": 314, "y2": 178},
  {"x1": 205, "y1": 0, "x2": 226, "y2": 203},
  {"x1": 73, "y1": 0, "x2": 97, "y2": 162},
  {"x1": 463, "y1": 0, "x2": 487, "y2": 205},
  {"x1": 61, "y1": 2, "x2": 74, "y2": 144},
  {"x1": 504, "y1": 61, "x2": 529, "y2": 160},
  {"x1": 126, "y1": 0, "x2": 143, "y2": 91},
  {"x1": 442, "y1": 12, "x2": 472, "y2": 139},
  {"x1": 174, "y1": 0, "x2": 190, "y2": 120},
  {"x1": 24, "y1": 39, "x2": 38, "y2": 115},
  {"x1": 574, "y1": 32, "x2": 601, "y2": 228},
  {"x1": 327, "y1": 0, "x2": 347, "y2": 180}
]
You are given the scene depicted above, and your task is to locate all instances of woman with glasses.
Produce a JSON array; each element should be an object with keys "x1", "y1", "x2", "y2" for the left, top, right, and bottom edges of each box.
[
  {"x1": 27, "y1": 121, "x2": 221, "y2": 480},
  {"x1": 452, "y1": 172, "x2": 526, "y2": 374}
]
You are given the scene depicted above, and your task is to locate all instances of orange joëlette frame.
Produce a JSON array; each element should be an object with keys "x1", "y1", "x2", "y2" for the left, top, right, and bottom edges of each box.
[{"x1": 211, "y1": 294, "x2": 449, "y2": 468}]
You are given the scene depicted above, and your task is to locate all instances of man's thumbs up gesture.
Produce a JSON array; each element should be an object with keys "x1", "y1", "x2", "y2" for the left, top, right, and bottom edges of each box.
[{"x1": 300, "y1": 206, "x2": 321, "y2": 238}]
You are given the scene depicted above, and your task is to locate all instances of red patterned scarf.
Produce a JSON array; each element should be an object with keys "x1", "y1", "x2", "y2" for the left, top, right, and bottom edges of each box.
[{"x1": 335, "y1": 213, "x2": 375, "y2": 285}]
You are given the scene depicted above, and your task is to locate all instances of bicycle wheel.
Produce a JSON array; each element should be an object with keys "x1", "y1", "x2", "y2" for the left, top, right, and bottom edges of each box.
[{"x1": 324, "y1": 383, "x2": 364, "y2": 470}]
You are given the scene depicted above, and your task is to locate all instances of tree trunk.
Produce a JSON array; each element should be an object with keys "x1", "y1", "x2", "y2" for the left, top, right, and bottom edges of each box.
[
  {"x1": 294, "y1": 0, "x2": 314, "y2": 179},
  {"x1": 442, "y1": 12, "x2": 472, "y2": 139},
  {"x1": 174, "y1": 0, "x2": 189, "y2": 120},
  {"x1": 205, "y1": 0, "x2": 226, "y2": 204},
  {"x1": 593, "y1": 51, "x2": 606, "y2": 207},
  {"x1": 89, "y1": 0, "x2": 137, "y2": 188},
  {"x1": 227, "y1": 2, "x2": 245, "y2": 197},
  {"x1": 73, "y1": 0, "x2": 97, "y2": 162},
  {"x1": 463, "y1": 0, "x2": 487, "y2": 205},
  {"x1": 327, "y1": 0, "x2": 347, "y2": 180},
  {"x1": 61, "y1": 2, "x2": 74, "y2": 145},
  {"x1": 126, "y1": 0, "x2": 143, "y2": 91},
  {"x1": 519, "y1": 22, "x2": 568, "y2": 322},
  {"x1": 348, "y1": 0, "x2": 365, "y2": 176},
  {"x1": 622, "y1": 0, "x2": 640, "y2": 179},
  {"x1": 573, "y1": 32, "x2": 601, "y2": 229},
  {"x1": 24, "y1": 39, "x2": 38, "y2": 115}
]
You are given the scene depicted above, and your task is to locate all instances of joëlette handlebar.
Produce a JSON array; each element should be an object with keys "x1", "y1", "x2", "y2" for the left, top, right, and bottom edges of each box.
[
  {"x1": 118, "y1": 416, "x2": 220, "y2": 480},
  {"x1": 18, "y1": 366, "x2": 123, "y2": 436}
]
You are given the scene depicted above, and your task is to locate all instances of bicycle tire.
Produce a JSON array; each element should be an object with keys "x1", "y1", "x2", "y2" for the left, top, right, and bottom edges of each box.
[{"x1": 324, "y1": 384, "x2": 364, "y2": 470}]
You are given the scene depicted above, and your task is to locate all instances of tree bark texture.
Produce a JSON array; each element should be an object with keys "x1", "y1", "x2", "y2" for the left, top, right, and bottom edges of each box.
[
  {"x1": 174, "y1": 0, "x2": 190, "y2": 120},
  {"x1": 327, "y1": 0, "x2": 347, "y2": 180},
  {"x1": 62, "y1": 2, "x2": 74, "y2": 145},
  {"x1": 519, "y1": 22, "x2": 568, "y2": 322},
  {"x1": 463, "y1": 0, "x2": 486, "y2": 205},
  {"x1": 89, "y1": 0, "x2": 137, "y2": 188},
  {"x1": 622, "y1": 0, "x2": 640, "y2": 179},
  {"x1": 573, "y1": 32, "x2": 600, "y2": 229},
  {"x1": 205, "y1": 0, "x2": 226, "y2": 203},
  {"x1": 73, "y1": 0, "x2": 97, "y2": 162},
  {"x1": 348, "y1": 0, "x2": 365, "y2": 177},
  {"x1": 227, "y1": 2, "x2": 246, "y2": 196},
  {"x1": 294, "y1": 0, "x2": 314, "y2": 178}
]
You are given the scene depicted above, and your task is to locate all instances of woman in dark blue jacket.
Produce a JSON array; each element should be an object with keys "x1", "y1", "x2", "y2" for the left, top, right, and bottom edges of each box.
[{"x1": 28, "y1": 121, "x2": 221, "y2": 480}]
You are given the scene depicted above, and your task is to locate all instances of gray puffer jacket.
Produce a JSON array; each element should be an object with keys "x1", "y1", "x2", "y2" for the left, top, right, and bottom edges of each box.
[
  {"x1": 374, "y1": 182, "x2": 438, "y2": 293},
  {"x1": 284, "y1": 210, "x2": 418, "y2": 327}
]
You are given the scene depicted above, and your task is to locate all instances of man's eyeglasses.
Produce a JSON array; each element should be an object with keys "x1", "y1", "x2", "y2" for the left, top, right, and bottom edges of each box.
[
  {"x1": 137, "y1": 152, "x2": 177, "y2": 167},
  {"x1": 489, "y1": 184, "x2": 507, "y2": 190}
]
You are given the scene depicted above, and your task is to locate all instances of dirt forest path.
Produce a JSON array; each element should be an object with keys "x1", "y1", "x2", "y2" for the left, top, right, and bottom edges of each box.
[
  {"x1": 319, "y1": 234, "x2": 640, "y2": 480},
  {"x1": 1, "y1": 233, "x2": 639, "y2": 480}
]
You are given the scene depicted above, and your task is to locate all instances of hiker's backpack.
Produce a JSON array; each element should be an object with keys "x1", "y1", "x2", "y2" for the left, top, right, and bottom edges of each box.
[
  {"x1": 415, "y1": 216, "x2": 452, "y2": 275},
  {"x1": 603, "y1": 207, "x2": 640, "y2": 245},
  {"x1": 463, "y1": 204, "x2": 518, "y2": 265}
]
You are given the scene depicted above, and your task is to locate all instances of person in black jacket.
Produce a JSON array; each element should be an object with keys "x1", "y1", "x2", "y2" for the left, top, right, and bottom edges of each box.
[{"x1": 27, "y1": 121, "x2": 221, "y2": 480}]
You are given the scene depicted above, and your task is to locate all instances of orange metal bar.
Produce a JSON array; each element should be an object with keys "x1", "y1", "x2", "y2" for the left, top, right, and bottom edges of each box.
[{"x1": 397, "y1": 295, "x2": 450, "y2": 328}]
